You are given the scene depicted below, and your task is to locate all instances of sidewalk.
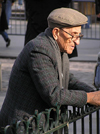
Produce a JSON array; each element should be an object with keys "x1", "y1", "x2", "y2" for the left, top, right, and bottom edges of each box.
[
  {"x1": 0, "y1": 35, "x2": 24, "y2": 58},
  {"x1": 0, "y1": 35, "x2": 100, "y2": 61},
  {"x1": 71, "y1": 39, "x2": 100, "y2": 62}
]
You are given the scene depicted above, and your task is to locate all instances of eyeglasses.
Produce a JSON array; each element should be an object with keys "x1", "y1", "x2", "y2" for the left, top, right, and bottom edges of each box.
[{"x1": 60, "y1": 28, "x2": 83, "y2": 41}]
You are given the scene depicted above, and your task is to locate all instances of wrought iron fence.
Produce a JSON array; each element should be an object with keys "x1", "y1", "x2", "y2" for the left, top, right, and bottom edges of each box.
[
  {"x1": 2, "y1": 104, "x2": 100, "y2": 134},
  {"x1": 7, "y1": 0, "x2": 100, "y2": 40}
]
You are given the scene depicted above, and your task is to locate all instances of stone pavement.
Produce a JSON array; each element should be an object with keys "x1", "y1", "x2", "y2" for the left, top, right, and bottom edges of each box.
[{"x1": 0, "y1": 58, "x2": 15, "y2": 108}]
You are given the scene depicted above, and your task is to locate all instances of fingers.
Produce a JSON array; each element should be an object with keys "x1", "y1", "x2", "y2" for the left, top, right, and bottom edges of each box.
[{"x1": 87, "y1": 91, "x2": 100, "y2": 106}]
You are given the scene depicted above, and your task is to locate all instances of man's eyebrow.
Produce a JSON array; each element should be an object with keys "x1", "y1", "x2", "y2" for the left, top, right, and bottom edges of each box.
[{"x1": 71, "y1": 32, "x2": 81, "y2": 35}]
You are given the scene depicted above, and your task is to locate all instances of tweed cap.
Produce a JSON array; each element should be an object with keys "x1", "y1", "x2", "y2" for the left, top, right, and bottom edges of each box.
[{"x1": 47, "y1": 8, "x2": 88, "y2": 28}]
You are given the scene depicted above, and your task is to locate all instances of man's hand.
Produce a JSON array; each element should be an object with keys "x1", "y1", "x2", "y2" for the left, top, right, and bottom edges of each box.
[
  {"x1": 87, "y1": 91, "x2": 100, "y2": 106},
  {"x1": 97, "y1": 13, "x2": 100, "y2": 18},
  {"x1": 12, "y1": 2, "x2": 14, "y2": 6}
]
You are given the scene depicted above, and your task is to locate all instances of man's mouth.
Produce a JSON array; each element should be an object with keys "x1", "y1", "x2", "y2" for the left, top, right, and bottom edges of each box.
[{"x1": 71, "y1": 46, "x2": 75, "y2": 49}]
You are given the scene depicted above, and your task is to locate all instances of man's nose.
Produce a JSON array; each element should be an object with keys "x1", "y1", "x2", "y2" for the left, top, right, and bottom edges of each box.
[{"x1": 74, "y1": 38, "x2": 80, "y2": 45}]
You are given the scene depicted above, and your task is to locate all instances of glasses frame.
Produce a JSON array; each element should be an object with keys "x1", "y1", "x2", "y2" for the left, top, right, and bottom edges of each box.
[{"x1": 60, "y1": 28, "x2": 84, "y2": 41}]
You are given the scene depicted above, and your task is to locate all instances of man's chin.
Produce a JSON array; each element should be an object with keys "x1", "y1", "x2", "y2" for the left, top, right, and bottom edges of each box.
[{"x1": 67, "y1": 50, "x2": 73, "y2": 55}]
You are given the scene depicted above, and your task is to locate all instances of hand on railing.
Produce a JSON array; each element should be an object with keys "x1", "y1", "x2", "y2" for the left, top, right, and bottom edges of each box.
[{"x1": 87, "y1": 90, "x2": 100, "y2": 106}]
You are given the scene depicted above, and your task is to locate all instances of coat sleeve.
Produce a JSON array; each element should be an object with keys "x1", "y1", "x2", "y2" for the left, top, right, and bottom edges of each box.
[
  {"x1": 28, "y1": 43, "x2": 87, "y2": 108},
  {"x1": 68, "y1": 73, "x2": 95, "y2": 92}
]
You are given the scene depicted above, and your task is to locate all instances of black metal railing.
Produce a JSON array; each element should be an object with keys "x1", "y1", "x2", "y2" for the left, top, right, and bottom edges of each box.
[{"x1": 2, "y1": 104, "x2": 100, "y2": 134}]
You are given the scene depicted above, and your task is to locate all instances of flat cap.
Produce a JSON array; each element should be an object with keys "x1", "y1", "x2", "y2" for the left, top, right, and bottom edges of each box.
[{"x1": 47, "y1": 8, "x2": 88, "y2": 28}]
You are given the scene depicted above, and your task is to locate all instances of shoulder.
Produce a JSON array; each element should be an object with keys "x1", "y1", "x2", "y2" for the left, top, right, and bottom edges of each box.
[
  {"x1": 26, "y1": 33, "x2": 54, "y2": 54},
  {"x1": 23, "y1": 33, "x2": 57, "y2": 64}
]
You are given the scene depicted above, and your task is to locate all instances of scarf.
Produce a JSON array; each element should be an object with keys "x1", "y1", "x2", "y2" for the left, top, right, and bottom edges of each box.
[{"x1": 44, "y1": 28, "x2": 69, "y2": 89}]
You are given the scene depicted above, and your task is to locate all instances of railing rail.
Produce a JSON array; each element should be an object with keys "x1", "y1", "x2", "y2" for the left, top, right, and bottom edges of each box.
[{"x1": 2, "y1": 104, "x2": 100, "y2": 134}]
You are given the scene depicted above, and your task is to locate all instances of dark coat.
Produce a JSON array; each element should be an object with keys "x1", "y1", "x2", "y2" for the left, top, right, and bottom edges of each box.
[
  {"x1": 95, "y1": 0, "x2": 100, "y2": 21},
  {"x1": 24, "y1": 0, "x2": 72, "y2": 44},
  {"x1": 0, "y1": 28, "x2": 94, "y2": 129},
  {"x1": 95, "y1": 0, "x2": 100, "y2": 14},
  {"x1": 0, "y1": 1, "x2": 8, "y2": 31}
]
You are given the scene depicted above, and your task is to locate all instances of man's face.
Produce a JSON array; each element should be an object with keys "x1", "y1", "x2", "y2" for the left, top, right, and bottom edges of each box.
[{"x1": 56, "y1": 26, "x2": 82, "y2": 54}]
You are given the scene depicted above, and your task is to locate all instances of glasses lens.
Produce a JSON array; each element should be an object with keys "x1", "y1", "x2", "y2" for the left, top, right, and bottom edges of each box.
[
  {"x1": 80, "y1": 34, "x2": 83, "y2": 39},
  {"x1": 72, "y1": 34, "x2": 83, "y2": 41}
]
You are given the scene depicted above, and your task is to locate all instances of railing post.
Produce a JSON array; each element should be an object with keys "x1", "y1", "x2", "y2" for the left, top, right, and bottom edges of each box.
[
  {"x1": 0, "y1": 62, "x2": 2, "y2": 91},
  {"x1": 96, "y1": 110, "x2": 100, "y2": 134}
]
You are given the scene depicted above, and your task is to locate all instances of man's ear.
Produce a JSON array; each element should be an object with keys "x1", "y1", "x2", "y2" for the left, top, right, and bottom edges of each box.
[{"x1": 52, "y1": 27, "x2": 59, "y2": 40}]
